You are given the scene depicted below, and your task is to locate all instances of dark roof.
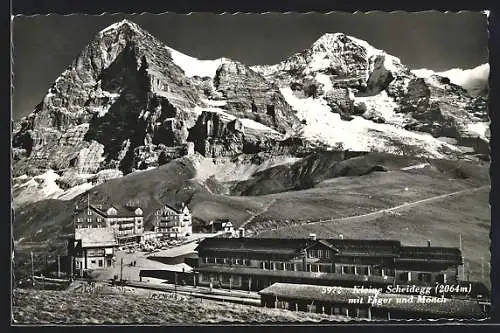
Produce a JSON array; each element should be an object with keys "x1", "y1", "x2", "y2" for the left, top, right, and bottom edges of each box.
[
  {"x1": 195, "y1": 238, "x2": 312, "y2": 257},
  {"x1": 86, "y1": 204, "x2": 143, "y2": 218},
  {"x1": 398, "y1": 246, "x2": 462, "y2": 264},
  {"x1": 195, "y1": 238, "x2": 461, "y2": 261},
  {"x1": 259, "y1": 283, "x2": 487, "y2": 318},
  {"x1": 196, "y1": 238, "x2": 401, "y2": 257},
  {"x1": 160, "y1": 202, "x2": 187, "y2": 214},
  {"x1": 196, "y1": 265, "x2": 394, "y2": 285}
]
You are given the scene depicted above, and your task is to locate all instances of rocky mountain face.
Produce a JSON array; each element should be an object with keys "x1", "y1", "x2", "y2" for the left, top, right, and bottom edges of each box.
[
  {"x1": 253, "y1": 33, "x2": 489, "y2": 155},
  {"x1": 12, "y1": 21, "x2": 489, "y2": 209},
  {"x1": 12, "y1": 20, "x2": 300, "y2": 179}
]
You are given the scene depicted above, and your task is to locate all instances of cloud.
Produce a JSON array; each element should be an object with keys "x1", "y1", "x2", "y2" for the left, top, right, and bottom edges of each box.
[{"x1": 412, "y1": 63, "x2": 489, "y2": 95}]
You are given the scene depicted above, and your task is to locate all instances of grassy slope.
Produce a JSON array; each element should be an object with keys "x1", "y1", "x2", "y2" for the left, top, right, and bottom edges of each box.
[
  {"x1": 258, "y1": 187, "x2": 490, "y2": 288},
  {"x1": 246, "y1": 164, "x2": 488, "y2": 231},
  {"x1": 12, "y1": 289, "x2": 348, "y2": 324},
  {"x1": 13, "y1": 152, "x2": 490, "y2": 284}
]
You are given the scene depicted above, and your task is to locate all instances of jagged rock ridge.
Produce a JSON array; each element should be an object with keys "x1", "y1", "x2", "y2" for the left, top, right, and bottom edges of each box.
[{"x1": 12, "y1": 21, "x2": 489, "y2": 208}]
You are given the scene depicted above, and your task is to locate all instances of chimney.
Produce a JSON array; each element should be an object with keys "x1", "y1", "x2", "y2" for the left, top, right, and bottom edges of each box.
[
  {"x1": 427, "y1": 240, "x2": 431, "y2": 247},
  {"x1": 309, "y1": 233, "x2": 317, "y2": 241},
  {"x1": 339, "y1": 234, "x2": 344, "y2": 240}
]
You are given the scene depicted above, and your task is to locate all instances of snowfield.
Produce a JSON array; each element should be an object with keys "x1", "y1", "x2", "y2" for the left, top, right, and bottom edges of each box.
[
  {"x1": 165, "y1": 46, "x2": 227, "y2": 79},
  {"x1": 412, "y1": 64, "x2": 489, "y2": 92},
  {"x1": 280, "y1": 87, "x2": 462, "y2": 158},
  {"x1": 466, "y1": 122, "x2": 490, "y2": 141},
  {"x1": 353, "y1": 90, "x2": 408, "y2": 127},
  {"x1": 193, "y1": 106, "x2": 283, "y2": 135},
  {"x1": 13, "y1": 170, "x2": 96, "y2": 208}
]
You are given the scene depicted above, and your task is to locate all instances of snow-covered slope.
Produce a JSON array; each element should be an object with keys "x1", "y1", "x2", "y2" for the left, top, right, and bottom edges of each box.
[
  {"x1": 412, "y1": 64, "x2": 489, "y2": 96},
  {"x1": 165, "y1": 46, "x2": 228, "y2": 79},
  {"x1": 280, "y1": 87, "x2": 461, "y2": 158}
]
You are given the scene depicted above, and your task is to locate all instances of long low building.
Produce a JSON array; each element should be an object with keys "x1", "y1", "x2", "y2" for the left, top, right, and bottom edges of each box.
[
  {"x1": 258, "y1": 283, "x2": 488, "y2": 320},
  {"x1": 193, "y1": 236, "x2": 463, "y2": 292}
]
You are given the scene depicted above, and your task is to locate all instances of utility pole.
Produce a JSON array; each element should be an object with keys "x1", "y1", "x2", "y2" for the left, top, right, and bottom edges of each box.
[
  {"x1": 120, "y1": 258, "x2": 124, "y2": 282},
  {"x1": 30, "y1": 251, "x2": 34, "y2": 286},
  {"x1": 174, "y1": 272, "x2": 177, "y2": 294},
  {"x1": 57, "y1": 255, "x2": 61, "y2": 278},
  {"x1": 459, "y1": 233, "x2": 465, "y2": 280},
  {"x1": 69, "y1": 256, "x2": 73, "y2": 281},
  {"x1": 481, "y1": 257, "x2": 484, "y2": 282}
]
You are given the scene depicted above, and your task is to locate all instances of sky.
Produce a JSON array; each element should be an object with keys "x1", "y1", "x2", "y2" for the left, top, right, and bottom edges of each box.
[{"x1": 12, "y1": 11, "x2": 489, "y2": 120}]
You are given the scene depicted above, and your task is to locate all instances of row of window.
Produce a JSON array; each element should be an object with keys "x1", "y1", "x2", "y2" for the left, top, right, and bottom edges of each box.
[
  {"x1": 202, "y1": 257, "x2": 398, "y2": 277},
  {"x1": 307, "y1": 249, "x2": 331, "y2": 259},
  {"x1": 203, "y1": 257, "x2": 251, "y2": 266},
  {"x1": 76, "y1": 218, "x2": 142, "y2": 224}
]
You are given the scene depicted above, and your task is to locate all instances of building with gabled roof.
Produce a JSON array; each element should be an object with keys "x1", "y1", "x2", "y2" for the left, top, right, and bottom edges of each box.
[
  {"x1": 258, "y1": 283, "x2": 488, "y2": 319},
  {"x1": 67, "y1": 227, "x2": 118, "y2": 275},
  {"x1": 154, "y1": 202, "x2": 192, "y2": 239},
  {"x1": 193, "y1": 236, "x2": 463, "y2": 293},
  {"x1": 73, "y1": 199, "x2": 144, "y2": 244}
]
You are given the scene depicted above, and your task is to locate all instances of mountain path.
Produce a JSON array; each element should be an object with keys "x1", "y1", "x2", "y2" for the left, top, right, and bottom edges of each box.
[
  {"x1": 240, "y1": 198, "x2": 277, "y2": 231},
  {"x1": 254, "y1": 184, "x2": 489, "y2": 235}
]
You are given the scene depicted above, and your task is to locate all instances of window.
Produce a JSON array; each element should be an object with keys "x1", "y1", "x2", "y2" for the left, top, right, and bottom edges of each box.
[
  {"x1": 285, "y1": 263, "x2": 295, "y2": 271},
  {"x1": 384, "y1": 268, "x2": 395, "y2": 277},
  {"x1": 418, "y1": 273, "x2": 432, "y2": 283},
  {"x1": 398, "y1": 272, "x2": 410, "y2": 282},
  {"x1": 97, "y1": 217, "x2": 103, "y2": 223},
  {"x1": 76, "y1": 217, "x2": 82, "y2": 223},
  {"x1": 87, "y1": 218, "x2": 92, "y2": 223},
  {"x1": 372, "y1": 267, "x2": 382, "y2": 276},
  {"x1": 207, "y1": 257, "x2": 215, "y2": 264},
  {"x1": 263, "y1": 261, "x2": 272, "y2": 270},
  {"x1": 235, "y1": 259, "x2": 241, "y2": 265},
  {"x1": 87, "y1": 210, "x2": 92, "y2": 216},
  {"x1": 98, "y1": 260, "x2": 103, "y2": 267},
  {"x1": 357, "y1": 266, "x2": 369, "y2": 275},
  {"x1": 308, "y1": 250, "x2": 317, "y2": 258},
  {"x1": 343, "y1": 266, "x2": 355, "y2": 274},
  {"x1": 244, "y1": 259, "x2": 251, "y2": 266},
  {"x1": 319, "y1": 264, "x2": 332, "y2": 273},
  {"x1": 276, "y1": 262, "x2": 285, "y2": 270},
  {"x1": 222, "y1": 275, "x2": 231, "y2": 284},
  {"x1": 91, "y1": 260, "x2": 96, "y2": 264},
  {"x1": 310, "y1": 264, "x2": 319, "y2": 273},
  {"x1": 215, "y1": 258, "x2": 224, "y2": 264}
]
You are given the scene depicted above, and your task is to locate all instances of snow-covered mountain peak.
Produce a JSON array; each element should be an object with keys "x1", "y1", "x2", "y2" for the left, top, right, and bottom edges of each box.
[{"x1": 98, "y1": 19, "x2": 144, "y2": 37}]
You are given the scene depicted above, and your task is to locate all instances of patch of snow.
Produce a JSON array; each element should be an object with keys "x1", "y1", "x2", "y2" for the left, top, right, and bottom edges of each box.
[
  {"x1": 346, "y1": 35, "x2": 403, "y2": 73},
  {"x1": 100, "y1": 91, "x2": 120, "y2": 99},
  {"x1": 193, "y1": 106, "x2": 236, "y2": 121},
  {"x1": 57, "y1": 182, "x2": 95, "y2": 201},
  {"x1": 315, "y1": 73, "x2": 333, "y2": 92},
  {"x1": 201, "y1": 98, "x2": 228, "y2": 107},
  {"x1": 165, "y1": 46, "x2": 227, "y2": 79},
  {"x1": 239, "y1": 118, "x2": 281, "y2": 135},
  {"x1": 466, "y1": 122, "x2": 490, "y2": 140},
  {"x1": 412, "y1": 64, "x2": 489, "y2": 92},
  {"x1": 98, "y1": 19, "x2": 142, "y2": 36},
  {"x1": 400, "y1": 163, "x2": 431, "y2": 171},
  {"x1": 191, "y1": 155, "x2": 302, "y2": 183},
  {"x1": 13, "y1": 170, "x2": 65, "y2": 208},
  {"x1": 280, "y1": 87, "x2": 461, "y2": 158},
  {"x1": 353, "y1": 90, "x2": 408, "y2": 126}
]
